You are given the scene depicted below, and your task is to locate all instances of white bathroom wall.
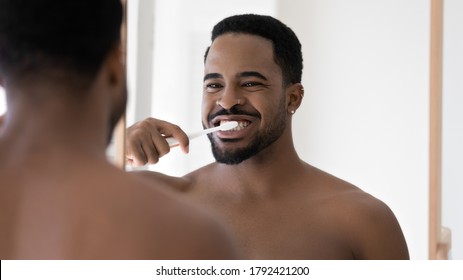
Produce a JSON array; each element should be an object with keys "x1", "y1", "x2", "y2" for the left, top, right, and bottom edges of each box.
[
  {"x1": 125, "y1": 0, "x2": 155, "y2": 128},
  {"x1": 277, "y1": 0, "x2": 430, "y2": 259},
  {"x1": 442, "y1": 0, "x2": 463, "y2": 260}
]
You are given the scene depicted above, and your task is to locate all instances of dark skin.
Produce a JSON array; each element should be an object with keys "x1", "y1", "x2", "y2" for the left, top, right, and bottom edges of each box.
[
  {"x1": 127, "y1": 33, "x2": 410, "y2": 259},
  {"x1": 0, "y1": 47, "x2": 238, "y2": 260}
]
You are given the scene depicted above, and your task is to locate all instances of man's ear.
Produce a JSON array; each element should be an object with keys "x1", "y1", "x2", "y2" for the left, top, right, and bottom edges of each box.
[
  {"x1": 286, "y1": 83, "x2": 304, "y2": 115},
  {"x1": 105, "y1": 45, "x2": 124, "y2": 88},
  {"x1": 102, "y1": 45, "x2": 127, "y2": 125}
]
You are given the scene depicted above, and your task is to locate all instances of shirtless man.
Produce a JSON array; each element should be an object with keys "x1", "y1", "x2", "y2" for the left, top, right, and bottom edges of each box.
[
  {"x1": 0, "y1": 0, "x2": 238, "y2": 259},
  {"x1": 127, "y1": 14, "x2": 409, "y2": 259}
]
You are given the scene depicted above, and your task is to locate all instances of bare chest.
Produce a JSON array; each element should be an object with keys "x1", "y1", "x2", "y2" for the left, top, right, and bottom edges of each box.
[{"x1": 189, "y1": 188, "x2": 353, "y2": 259}]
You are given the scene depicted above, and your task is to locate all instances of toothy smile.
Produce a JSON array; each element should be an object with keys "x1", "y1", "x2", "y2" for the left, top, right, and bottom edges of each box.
[{"x1": 219, "y1": 120, "x2": 250, "y2": 131}]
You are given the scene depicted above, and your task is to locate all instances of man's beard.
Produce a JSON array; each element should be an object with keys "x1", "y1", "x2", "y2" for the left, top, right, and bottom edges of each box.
[{"x1": 208, "y1": 97, "x2": 286, "y2": 165}]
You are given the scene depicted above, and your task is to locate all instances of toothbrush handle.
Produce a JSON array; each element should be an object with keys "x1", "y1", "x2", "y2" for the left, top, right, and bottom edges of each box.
[
  {"x1": 165, "y1": 137, "x2": 180, "y2": 148},
  {"x1": 164, "y1": 122, "x2": 238, "y2": 148},
  {"x1": 165, "y1": 126, "x2": 221, "y2": 147},
  {"x1": 165, "y1": 133, "x2": 208, "y2": 147}
]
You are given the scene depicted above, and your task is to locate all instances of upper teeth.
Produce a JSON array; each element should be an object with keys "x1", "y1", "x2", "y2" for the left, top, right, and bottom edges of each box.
[{"x1": 220, "y1": 120, "x2": 249, "y2": 131}]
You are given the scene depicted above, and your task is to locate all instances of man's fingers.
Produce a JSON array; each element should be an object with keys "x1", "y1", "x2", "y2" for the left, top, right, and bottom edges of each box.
[
  {"x1": 150, "y1": 132, "x2": 171, "y2": 158},
  {"x1": 126, "y1": 118, "x2": 190, "y2": 166},
  {"x1": 159, "y1": 123, "x2": 190, "y2": 154},
  {"x1": 141, "y1": 139, "x2": 161, "y2": 165},
  {"x1": 126, "y1": 143, "x2": 148, "y2": 167}
]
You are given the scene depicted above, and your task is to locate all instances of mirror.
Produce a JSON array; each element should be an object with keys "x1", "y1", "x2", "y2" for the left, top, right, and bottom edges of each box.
[{"x1": 121, "y1": 0, "x2": 462, "y2": 259}]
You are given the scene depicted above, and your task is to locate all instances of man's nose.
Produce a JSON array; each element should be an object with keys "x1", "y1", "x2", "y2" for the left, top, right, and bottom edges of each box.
[{"x1": 216, "y1": 87, "x2": 244, "y2": 110}]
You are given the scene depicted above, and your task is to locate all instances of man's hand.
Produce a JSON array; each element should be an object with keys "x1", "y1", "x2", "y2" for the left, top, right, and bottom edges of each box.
[{"x1": 126, "y1": 118, "x2": 189, "y2": 166}]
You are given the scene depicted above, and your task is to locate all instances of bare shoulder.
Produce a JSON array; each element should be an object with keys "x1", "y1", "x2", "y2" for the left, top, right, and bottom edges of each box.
[
  {"x1": 42, "y1": 166, "x2": 237, "y2": 259},
  {"x1": 183, "y1": 163, "x2": 218, "y2": 184},
  {"x1": 308, "y1": 167, "x2": 409, "y2": 259},
  {"x1": 152, "y1": 194, "x2": 240, "y2": 259},
  {"x1": 334, "y1": 188, "x2": 409, "y2": 260},
  {"x1": 131, "y1": 170, "x2": 191, "y2": 192},
  {"x1": 101, "y1": 168, "x2": 239, "y2": 259}
]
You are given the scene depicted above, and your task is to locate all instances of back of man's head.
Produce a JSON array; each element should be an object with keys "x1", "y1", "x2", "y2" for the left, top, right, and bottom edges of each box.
[{"x1": 0, "y1": 0, "x2": 122, "y2": 87}]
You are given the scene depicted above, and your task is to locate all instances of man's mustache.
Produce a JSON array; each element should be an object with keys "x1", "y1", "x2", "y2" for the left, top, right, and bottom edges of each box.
[{"x1": 208, "y1": 106, "x2": 261, "y2": 122}]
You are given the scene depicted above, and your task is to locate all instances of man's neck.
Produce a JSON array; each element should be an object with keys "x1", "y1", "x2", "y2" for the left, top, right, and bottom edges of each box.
[
  {"x1": 212, "y1": 132, "x2": 306, "y2": 196},
  {"x1": 1, "y1": 92, "x2": 109, "y2": 162}
]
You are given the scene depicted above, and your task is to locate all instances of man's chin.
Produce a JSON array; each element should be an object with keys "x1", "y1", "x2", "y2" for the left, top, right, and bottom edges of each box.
[{"x1": 212, "y1": 145, "x2": 258, "y2": 165}]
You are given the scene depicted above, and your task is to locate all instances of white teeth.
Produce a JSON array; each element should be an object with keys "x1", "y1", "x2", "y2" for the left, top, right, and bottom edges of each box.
[{"x1": 219, "y1": 120, "x2": 249, "y2": 131}]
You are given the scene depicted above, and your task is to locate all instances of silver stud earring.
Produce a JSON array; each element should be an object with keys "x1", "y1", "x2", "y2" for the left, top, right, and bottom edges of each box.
[{"x1": 290, "y1": 110, "x2": 295, "y2": 114}]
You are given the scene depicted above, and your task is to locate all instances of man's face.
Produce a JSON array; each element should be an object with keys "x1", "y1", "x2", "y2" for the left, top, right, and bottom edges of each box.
[{"x1": 202, "y1": 33, "x2": 287, "y2": 164}]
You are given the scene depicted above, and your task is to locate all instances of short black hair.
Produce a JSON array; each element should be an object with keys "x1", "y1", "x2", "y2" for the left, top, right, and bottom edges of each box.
[
  {"x1": 0, "y1": 0, "x2": 123, "y2": 86},
  {"x1": 205, "y1": 14, "x2": 303, "y2": 86}
]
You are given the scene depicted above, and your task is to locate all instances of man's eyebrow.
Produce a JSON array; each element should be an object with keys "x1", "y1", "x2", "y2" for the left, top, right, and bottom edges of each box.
[
  {"x1": 203, "y1": 71, "x2": 268, "y2": 81},
  {"x1": 238, "y1": 71, "x2": 268, "y2": 81},
  {"x1": 204, "y1": 73, "x2": 223, "y2": 81}
]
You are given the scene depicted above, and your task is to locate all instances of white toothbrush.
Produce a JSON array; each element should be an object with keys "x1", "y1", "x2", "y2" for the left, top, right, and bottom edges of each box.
[{"x1": 165, "y1": 121, "x2": 239, "y2": 147}]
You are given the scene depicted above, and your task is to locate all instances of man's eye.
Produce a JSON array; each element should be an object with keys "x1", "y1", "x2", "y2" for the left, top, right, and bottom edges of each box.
[
  {"x1": 206, "y1": 83, "x2": 222, "y2": 88},
  {"x1": 242, "y1": 82, "x2": 261, "y2": 87},
  {"x1": 204, "y1": 83, "x2": 223, "y2": 93}
]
